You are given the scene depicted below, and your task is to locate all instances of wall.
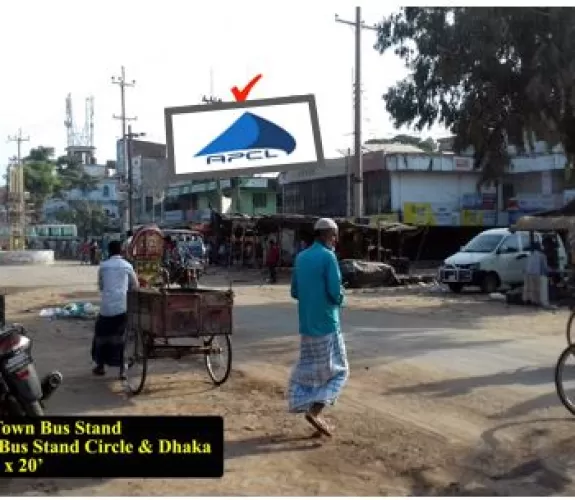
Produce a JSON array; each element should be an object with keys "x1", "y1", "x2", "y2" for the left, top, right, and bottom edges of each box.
[
  {"x1": 390, "y1": 171, "x2": 480, "y2": 211},
  {"x1": 236, "y1": 190, "x2": 277, "y2": 215}
]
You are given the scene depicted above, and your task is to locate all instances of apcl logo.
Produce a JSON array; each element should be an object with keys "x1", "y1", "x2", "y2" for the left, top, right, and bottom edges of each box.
[{"x1": 195, "y1": 112, "x2": 297, "y2": 165}]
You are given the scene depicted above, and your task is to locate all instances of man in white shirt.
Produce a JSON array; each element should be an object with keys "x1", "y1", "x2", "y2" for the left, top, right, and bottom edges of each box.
[
  {"x1": 91, "y1": 240, "x2": 139, "y2": 377},
  {"x1": 522, "y1": 241, "x2": 550, "y2": 307}
]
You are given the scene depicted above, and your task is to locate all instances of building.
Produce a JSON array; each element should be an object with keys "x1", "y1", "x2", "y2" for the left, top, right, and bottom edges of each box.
[
  {"x1": 281, "y1": 143, "x2": 428, "y2": 218},
  {"x1": 116, "y1": 138, "x2": 170, "y2": 228},
  {"x1": 43, "y1": 169, "x2": 121, "y2": 229},
  {"x1": 280, "y1": 141, "x2": 575, "y2": 227},
  {"x1": 163, "y1": 176, "x2": 279, "y2": 223}
]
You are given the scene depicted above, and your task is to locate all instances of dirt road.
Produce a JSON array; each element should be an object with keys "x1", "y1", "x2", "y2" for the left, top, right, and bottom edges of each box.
[{"x1": 0, "y1": 264, "x2": 574, "y2": 495}]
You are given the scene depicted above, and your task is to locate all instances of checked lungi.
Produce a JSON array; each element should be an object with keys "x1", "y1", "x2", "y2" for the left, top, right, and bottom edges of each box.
[
  {"x1": 91, "y1": 313, "x2": 127, "y2": 368},
  {"x1": 288, "y1": 331, "x2": 349, "y2": 413}
]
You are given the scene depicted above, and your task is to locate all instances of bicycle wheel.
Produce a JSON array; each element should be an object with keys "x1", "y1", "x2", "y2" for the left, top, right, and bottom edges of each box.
[
  {"x1": 122, "y1": 328, "x2": 148, "y2": 396},
  {"x1": 566, "y1": 311, "x2": 575, "y2": 345},
  {"x1": 204, "y1": 335, "x2": 232, "y2": 386},
  {"x1": 555, "y1": 345, "x2": 575, "y2": 416}
]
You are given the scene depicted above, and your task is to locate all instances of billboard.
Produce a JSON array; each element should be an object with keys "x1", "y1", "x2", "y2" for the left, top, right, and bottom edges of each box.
[{"x1": 164, "y1": 95, "x2": 324, "y2": 181}]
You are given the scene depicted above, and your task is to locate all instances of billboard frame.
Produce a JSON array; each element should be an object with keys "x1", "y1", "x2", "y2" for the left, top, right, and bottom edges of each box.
[{"x1": 164, "y1": 94, "x2": 325, "y2": 181}]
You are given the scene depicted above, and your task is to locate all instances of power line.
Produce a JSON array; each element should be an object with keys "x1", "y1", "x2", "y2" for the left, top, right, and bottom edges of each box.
[{"x1": 336, "y1": 7, "x2": 378, "y2": 218}]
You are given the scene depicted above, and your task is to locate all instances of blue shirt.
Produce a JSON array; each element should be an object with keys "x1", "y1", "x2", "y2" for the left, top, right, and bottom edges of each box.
[{"x1": 291, "y1": 241, "x2": 344, "y2": 336}]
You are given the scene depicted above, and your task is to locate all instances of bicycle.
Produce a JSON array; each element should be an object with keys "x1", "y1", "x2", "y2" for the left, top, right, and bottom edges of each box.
[
  {"x1": 555, "y1": 291, "x2": 575, "y2": 415},
  {"x1": 555, "y1": 344, "x2": 575, "y2": 415}
]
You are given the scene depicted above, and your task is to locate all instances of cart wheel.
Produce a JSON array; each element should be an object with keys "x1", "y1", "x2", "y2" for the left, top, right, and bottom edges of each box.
[
  {"x1": 567, "y1": 311, "x2": 575, "y2": 345},
  {"x1": 122, "y1": 328, "x2": 148, "y2": 396},
  {"x1": 204, "y1": 335, "x2": 232, "y2": 386},
  {"x1": 555, "y1": 345, "x2": 575, "y2": 416}
]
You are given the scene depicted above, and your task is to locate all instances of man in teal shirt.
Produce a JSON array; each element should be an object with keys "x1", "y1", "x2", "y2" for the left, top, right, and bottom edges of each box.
[{"x1": 288, "y1": 218, "x2": 349, "y2": 437}]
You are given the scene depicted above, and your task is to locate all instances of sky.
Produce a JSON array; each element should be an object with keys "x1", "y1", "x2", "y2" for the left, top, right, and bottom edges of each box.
[{"x1": 0, "y1": 0, "x2": 451, "y2": 178}]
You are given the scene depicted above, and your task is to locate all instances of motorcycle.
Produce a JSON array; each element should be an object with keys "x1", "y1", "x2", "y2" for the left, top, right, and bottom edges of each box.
[
  {"x1": 0, "y1": 315, "x2": 62, "y2": 416},
  {"x1": 161, "y1": 257, "x2": 203, "y2": 289}
]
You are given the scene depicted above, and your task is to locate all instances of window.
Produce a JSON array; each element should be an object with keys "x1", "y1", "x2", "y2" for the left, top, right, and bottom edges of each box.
[
  {"x1": 498, "y1": 234, "x2": 519, "y2": 253},
  {"x1": 102, "y1": 185, "x2": 110, "y2": 197},
  {"x1": 252, "y1": 192, "x2": 267, "y2": 209},
  {"x1": 518, "y1": 232, "x2": 533, "y2": 251}
]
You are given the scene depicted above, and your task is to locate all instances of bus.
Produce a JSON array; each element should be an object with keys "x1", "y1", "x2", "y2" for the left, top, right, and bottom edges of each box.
[{"x1": 29, "y1": 224, "x2": 78, "y2": 240}]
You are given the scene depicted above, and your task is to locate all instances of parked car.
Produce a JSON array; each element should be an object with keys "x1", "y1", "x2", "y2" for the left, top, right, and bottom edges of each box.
[{"x1": 438, "y1": 228, "x2": 567, "y2": 293}]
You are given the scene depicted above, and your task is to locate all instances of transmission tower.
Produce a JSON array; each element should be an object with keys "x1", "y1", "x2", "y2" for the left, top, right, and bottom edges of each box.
[{"x1": 64, "y1": 93, "x2": 96, "y2": 165}]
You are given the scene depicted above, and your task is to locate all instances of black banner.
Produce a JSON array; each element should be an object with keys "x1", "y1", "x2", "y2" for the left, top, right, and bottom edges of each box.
[{"x1": 0, "y1": 416, "x2": 223, "y2": 478}]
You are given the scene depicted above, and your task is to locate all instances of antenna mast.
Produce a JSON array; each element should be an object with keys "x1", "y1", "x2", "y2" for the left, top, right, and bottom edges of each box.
[{"x1": 64, "y1": 93, "x2": 96, "y2": 165}]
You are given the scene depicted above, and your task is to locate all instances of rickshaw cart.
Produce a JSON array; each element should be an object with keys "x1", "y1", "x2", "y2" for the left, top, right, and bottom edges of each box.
[{"x1": 123, "y1": 225, "x2": 233, "y2": 395}]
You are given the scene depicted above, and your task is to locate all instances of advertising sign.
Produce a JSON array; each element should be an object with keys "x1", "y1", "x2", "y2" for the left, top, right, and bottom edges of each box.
[
  {"x1": 460, "y1": 210, "x2": 497, "y2": 226},
  {"x1": 165, "y1": 95, "x2": 324, "y2": 181},
  {"x1": 403, "y1": 202, "x2": 457, "y2": 226}
]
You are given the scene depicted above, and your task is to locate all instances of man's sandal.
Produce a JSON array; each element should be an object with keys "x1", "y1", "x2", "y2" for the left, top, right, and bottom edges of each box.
[{"x1": 305, "y1": 413, "x2": 333, "y2": 437}]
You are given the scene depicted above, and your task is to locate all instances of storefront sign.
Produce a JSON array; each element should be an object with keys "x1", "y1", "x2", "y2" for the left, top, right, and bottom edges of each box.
[
  {"x1": 240, "y1": 178, "x2": 268, "y2": 188},
  {"x1": 403, "y1": 203, "x2": 457, "y2": 226}
]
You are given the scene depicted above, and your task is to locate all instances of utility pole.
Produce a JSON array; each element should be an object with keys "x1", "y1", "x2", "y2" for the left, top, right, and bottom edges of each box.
[
  {"x1": 336, "y1": 7, "x2": 377, "y2": 218},
  {"x1": 7, "y1": 128, "x2": 29, "y2": 166},
  {"x1": 111, "y1": 66, "x2": 137, "y2": 233},
  {"x1": 126, "y1": 125, "x2": 146, "y2": 234}
]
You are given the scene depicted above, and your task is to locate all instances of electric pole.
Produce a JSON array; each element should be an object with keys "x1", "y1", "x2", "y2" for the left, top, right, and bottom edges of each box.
[
  {"x1": 111, "y1": 66, "x2": 137, "y2": 233},
  {"x1": 336, "y1": 7, "x2": 377, "y2": 218},
  {"x1": 125, "y1": 125, "x2": 146, "y2": 234},
  {"x1": 7, "y1": 129, "x2": 30, "y2": 166}
]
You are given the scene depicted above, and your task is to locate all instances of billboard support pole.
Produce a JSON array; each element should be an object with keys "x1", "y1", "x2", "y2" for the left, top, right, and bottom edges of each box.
[{"x1": 202, "y1": 95, "x2": 224, "y2": 215}]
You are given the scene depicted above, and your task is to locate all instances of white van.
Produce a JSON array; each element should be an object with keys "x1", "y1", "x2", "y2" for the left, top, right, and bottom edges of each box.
[{"x1": 438, "y1": 228, "x2": 567, "y2": 293}]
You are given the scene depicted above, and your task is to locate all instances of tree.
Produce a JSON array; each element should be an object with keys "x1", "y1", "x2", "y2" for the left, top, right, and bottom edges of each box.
[
  {"x1": 56, "y1": 155, "x2": 98, "y2": 194},
  {"x1": 365, "y1": 134, "x2": 437, "y2": 152},
  {"x1": 54, "y1": 201, "x2": 107, "y2": 238},
  {"x1": 23, "y1": 147, "x2": 61, "y2": 219},
  {"x1": 375, "y1": 7, "x2": 575, "y2": 183}
]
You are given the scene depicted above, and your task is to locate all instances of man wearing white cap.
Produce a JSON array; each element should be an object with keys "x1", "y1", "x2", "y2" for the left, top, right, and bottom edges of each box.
[{"x1": 288, "y1": 217, "x2": 349, "y2": 437}]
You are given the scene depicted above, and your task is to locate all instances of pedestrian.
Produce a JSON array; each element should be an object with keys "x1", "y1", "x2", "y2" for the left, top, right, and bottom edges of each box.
[
  {"x1": 522, "y1": 241, "x2": 550, "y2": 307},
  {"x1": 89, "y1": 240, "x2": 98, "y2": 265},
  {"x1": 91, "y1": 240, "x2": 139, "y2": 378},
  {"x1": 80, "y1": 240, "x2": 90, "y2": 265},
  {"x1": 266, "y1": 240, "x2": 280, "y2": 283},
  {"x1": 288, "y1": 218, "x2": 348, "y2": 437}
]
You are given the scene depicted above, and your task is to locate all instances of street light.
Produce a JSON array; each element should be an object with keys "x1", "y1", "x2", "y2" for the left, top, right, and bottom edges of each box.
[{"x1": 126, "y1": 125, "x2": 146, "y2": 233}]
